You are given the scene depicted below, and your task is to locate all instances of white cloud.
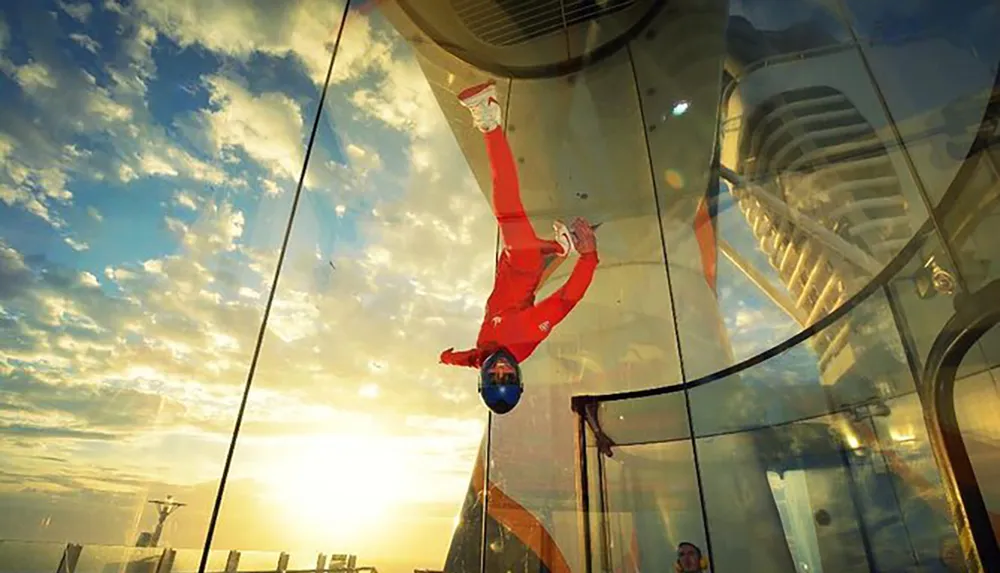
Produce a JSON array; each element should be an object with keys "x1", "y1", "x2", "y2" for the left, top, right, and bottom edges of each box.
[
  {"x1": 133, "y1": 0, "x2": 392, "y2": 85},
  {"x1": 79, "y1": 272, "x2": 100, "y2": 288},
  {"x1": 64, "y1": 237, "x2": 89, "y2": 252},
  {"x1": 69, "y1": 33, "x2": 100, "y2": 54},
  {"x1": 261, "y1": 179, "x2": 283, "y2": 196},
  {"x1": 173, "y1": 191, "x2": 198, "y2": 211},
  {"x1": 345, "y1": 143, "x2": 383, "y2": 174},
  {"x1": 58, "y1": 0, "x2": 94, "y2": 23},
  {"x1": 0, "y1": 133, "x2": 11, "y2": 163},
  {"x1": 238, "y1": 287, "x2": 260, "y2": 299},
  {"x1": 11, "y1": 61, "x2": 58, "y2": 93},
  {"x1": 198, "y1": 75, "x2": 305, "y2": 183},
  {"x1": 164, "y1": 200, "x2": 245, "y2": 256},
  {"x1": 0, "y1": 183, "x2": 59, "y2": 226}
]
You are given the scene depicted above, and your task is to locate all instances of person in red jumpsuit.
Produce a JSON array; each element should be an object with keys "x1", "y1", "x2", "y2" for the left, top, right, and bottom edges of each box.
[{"x1": 439, "y1": 80, "x2": 600, "y2": 396}]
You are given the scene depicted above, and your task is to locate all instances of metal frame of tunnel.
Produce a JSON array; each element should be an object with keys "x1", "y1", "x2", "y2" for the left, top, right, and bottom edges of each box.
[{"x1": 921, "y1": 278, "x2": 1000, "y2": 572}]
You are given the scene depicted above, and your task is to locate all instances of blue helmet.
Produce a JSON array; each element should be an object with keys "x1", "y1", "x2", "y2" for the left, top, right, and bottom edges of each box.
[{"x1": 479, "y1": 349, "x2": 523, "y2": 414}]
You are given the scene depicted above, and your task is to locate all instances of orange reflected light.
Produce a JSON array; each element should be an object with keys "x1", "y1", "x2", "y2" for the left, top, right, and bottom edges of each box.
[
  {"x1": 890, "y1": 427, "x2": 916, "y2": 443},
  {"x1": 664, "y1": 169, "x2": 685, "y2": 189},
  {"x1": 844, "y1": 432, "x2": 861, "y2": 451}
]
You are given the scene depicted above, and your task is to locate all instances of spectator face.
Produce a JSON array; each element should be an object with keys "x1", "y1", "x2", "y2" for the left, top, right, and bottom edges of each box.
[{"x1": 678, "y1": 543, "x2": 701, "y2": 572}]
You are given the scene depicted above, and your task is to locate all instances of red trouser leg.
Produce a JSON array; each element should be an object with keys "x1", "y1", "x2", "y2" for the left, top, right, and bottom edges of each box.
[
  {"x1": 485, "y1": 128, "x2": 542, "y2": 268},
  {"x1": 482, "y1": 129, "x2": 560, "y2": 312}
]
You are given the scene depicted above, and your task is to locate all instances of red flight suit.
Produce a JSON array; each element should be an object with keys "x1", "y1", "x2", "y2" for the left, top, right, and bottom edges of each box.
[{"x1": 441, "y1": 128, "x2": 599, "y2": 369}]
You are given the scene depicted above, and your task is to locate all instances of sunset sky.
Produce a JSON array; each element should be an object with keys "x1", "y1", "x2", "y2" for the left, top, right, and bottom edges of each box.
[{"x1": 0, "y1": 1, "x2": 822, "y2": 572}]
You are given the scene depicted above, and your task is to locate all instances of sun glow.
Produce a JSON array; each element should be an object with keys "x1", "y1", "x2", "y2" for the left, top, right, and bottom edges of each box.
[{"x1": 261, "y1": 432, "x2": 413, "y2": 540}]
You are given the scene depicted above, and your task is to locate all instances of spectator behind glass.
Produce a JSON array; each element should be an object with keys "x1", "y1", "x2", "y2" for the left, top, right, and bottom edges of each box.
[{"x1": 676, "y1": 542, "x2": 708, "y2": 572}]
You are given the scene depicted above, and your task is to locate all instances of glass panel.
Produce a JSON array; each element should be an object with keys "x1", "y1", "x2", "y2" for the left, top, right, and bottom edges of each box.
[
  {"x1": 599, "y1": 389, "x2": 690, "y2": 447},
  {"x1": 727, "y1": 0, "x2": 849, "y2": 68},
  {"x1": 630, "y1": 0, "x2": 731, "y2": 381},
  {"x1": 287, "y1": 551, "x2": 322, "y2": 571},
  {"x1": 718, "y1": 0, "x2": 968, "y2": 367},
  {"x1": 169, "y1": 548, "x2": 216, "y2": 573},
  {"x1": 204, "y1": 4, "x2": 487, "y2": 573},
  {"x1": 235, "y1": 550, "x2": 282, "y2": 572},
  {"x1": 586, "y1": 226, "x2": 970, "y2": 572},
  {"x1": 865, "y1": 392, "x2": 964, "y2": 569},
  {"x1": 583, "y1": 425, "x2": 604, "y2": 573},
  {"x1": 439, "y1": 435, "x2": 486, "y2": 573},
  {"x1": 713, "y1": 178, "x2": 805, "y2": 363},
  {"x1": 0, "y1": 0, "x2": 305, "y2": 559},
  {"x1": 697, "y1": 406, "x2": 962, "y2": 573},
  {"x1": 600, "y1": 442, "x2": 706, "y2": 573},
  {"x1": 883, "y1": 230, "x2": 959, "y2": 377},
  {"x1": 501, "y1": 46, "x2": 682, "y2": 395},
  {"x1": 75, "y1": 545, "x2": 163, "y2": 573},
  {"x1": 697, "y1": 430, "x2": 799, "y2": 572},
  {"x1": 0, "y1": 541, "x2": 68, "y2": 573},
  {"x1": 934, "y1": 133, "x2": 1000, "y2": 293},
  {"x1": 837, "y1": 0, "x2": 1000, "y2": 207},
  {"x1": 689, "y1": 284, "x2": 917, "y2": 438}
]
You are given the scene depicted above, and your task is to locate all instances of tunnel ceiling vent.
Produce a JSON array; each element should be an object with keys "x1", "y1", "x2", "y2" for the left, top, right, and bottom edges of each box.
[{"x1": 453, "y1": 0, "x2": 636, "y2": 47}]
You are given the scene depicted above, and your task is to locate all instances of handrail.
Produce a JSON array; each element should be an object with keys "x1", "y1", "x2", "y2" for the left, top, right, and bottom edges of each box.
[{"x1": 919, "y1": 278, "x2": 1000, "y2": 572}]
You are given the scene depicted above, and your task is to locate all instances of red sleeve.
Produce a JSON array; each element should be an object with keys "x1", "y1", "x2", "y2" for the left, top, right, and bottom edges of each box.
[
  {"x1": 440, "y1": 347, "x2": 483, "y2": 368},
  {"x1": 525, "y1": 252, "x2": 598, "y2": 331}
]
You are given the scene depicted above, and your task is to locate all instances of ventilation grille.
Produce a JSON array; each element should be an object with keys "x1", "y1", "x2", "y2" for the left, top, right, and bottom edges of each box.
[
  {"x1": 453, "y1": 0, "x2": 636, "y2": 47},
  {"x1": 733, "y1": 87, "x2": 910, "y2": 374}
]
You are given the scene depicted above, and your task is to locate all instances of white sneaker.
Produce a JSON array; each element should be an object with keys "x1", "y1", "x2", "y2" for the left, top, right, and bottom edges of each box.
[
  {"x1": 553, "y1": 220, "x2": 576, "y2": 257},
  {"x1": 458, "y1": 81, "x2": 502, "y2": 133}
]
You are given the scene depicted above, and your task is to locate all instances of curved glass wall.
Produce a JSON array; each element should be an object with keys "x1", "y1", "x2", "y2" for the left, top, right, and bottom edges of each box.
[{"x1": 1, "y1": 1, "x2": 998, "y2": 573}]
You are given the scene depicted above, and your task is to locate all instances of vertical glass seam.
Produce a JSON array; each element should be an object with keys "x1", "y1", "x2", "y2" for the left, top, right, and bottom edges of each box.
[
  {"x1": 195, "y1": 3, "x2": 353, "y2": 571},
  {"x1": 623, "y1": 38, "x2": 719, "y2": 567},
  {"x1": 479, "y1": 78, "x2": 515, "y2": 573}
]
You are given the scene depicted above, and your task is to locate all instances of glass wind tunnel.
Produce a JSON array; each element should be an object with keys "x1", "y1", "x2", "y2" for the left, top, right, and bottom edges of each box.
[
  {"x1": 1, "y1": 1, "x2": 1000, "y2": 573},
  {"x1": 382, "y1": 0, "x2": 1000, "y2": 571}
]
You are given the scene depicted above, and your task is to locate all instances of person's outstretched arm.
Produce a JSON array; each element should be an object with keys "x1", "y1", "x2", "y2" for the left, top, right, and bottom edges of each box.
[
  {"x1": 525, "y1": 218, "x2": 599, "y2": 330},
  {"x1": 440, "y1": 347, "x2": 484, "y2": 368}
]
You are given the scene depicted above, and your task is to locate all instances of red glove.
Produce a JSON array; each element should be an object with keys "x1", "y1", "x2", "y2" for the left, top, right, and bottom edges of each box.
[
  {"x1": 440, "y1": 347, "x2": 482, "y2": 368},
  {"x1": 440, "y1": 348, "x2": 456, "y2": 364}
]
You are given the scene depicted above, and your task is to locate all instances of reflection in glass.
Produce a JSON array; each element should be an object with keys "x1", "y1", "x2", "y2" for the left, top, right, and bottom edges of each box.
[{"x1": 837, "y1": 0, "x2": 1000, "y2": 208}]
